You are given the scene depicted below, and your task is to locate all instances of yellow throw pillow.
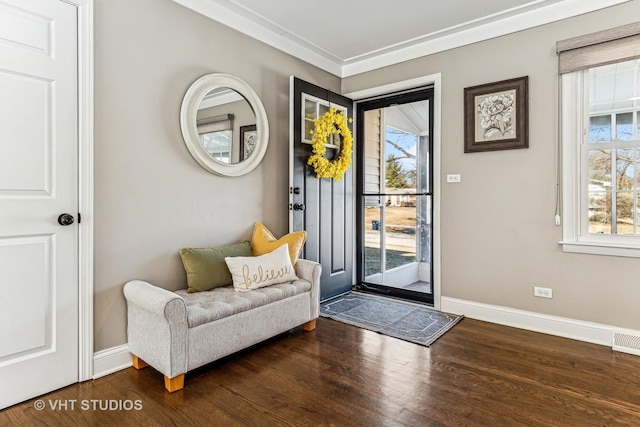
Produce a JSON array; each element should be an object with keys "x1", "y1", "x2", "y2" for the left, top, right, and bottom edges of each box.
[{"x1": 251, "y1": 222, "x2": 306, "y2": 265}]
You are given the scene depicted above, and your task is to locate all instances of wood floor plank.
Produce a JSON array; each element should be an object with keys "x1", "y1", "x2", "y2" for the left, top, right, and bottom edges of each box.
[{"x1": 2, "y1": 317, "x2": 640, "y2": 426}]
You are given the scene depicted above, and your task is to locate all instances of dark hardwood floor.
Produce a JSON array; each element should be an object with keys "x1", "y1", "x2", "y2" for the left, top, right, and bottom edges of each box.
[{"x1": 3, "y1": 317, "x2": 640, "y2": 426}]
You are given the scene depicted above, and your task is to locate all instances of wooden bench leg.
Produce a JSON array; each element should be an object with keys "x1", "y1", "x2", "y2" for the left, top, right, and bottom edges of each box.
[
  {"x1": 131, "y1": 355, "x2": 148, "y2": 370},
  {"x1": 302, "y1": 319, "x2": 316, "y2": 331},
  {"x1": 164, "y1": 374, "x2": 185, "y2": 393}
]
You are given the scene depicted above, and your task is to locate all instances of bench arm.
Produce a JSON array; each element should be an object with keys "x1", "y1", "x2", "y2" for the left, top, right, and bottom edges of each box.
[
  {"x1": 295, "y1": 259, "x2": 322, "y2": 319},
  {"x1": 123, "y1": 280, "x2": 188, "y2": 378}
]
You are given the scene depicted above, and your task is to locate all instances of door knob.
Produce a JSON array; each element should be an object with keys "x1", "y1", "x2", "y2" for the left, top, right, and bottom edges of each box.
[
  {"x1": 293, "y1": 203, "x2": 305, "y2": 211},
  {"x1": 57, "y1": 213, "x2": 75, "y2": 226}
]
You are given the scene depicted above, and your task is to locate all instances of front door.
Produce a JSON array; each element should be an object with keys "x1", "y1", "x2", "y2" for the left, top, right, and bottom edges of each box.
[
  {"x1": 0, "y1": 0, "x2": 79, "y2": 409},
  {"x1": 356, "y1": 88, "x2": 435, "y2": 304},
  {"x1": 290, "y1": 77, "x2": 354, "y2": 301}
]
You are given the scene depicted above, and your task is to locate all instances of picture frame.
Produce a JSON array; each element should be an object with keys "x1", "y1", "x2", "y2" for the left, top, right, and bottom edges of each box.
[
  {"x1": 464, "y1": 76, "x2": 528, "y2": 153},
  {"x1": 239, "y1": 124, "x2": 257, "y2": 161}
]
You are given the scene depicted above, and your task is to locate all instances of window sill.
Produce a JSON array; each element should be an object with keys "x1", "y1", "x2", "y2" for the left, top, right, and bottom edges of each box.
[{"x1": 560, "y1": 240, "x2": 640, "y2": 258}]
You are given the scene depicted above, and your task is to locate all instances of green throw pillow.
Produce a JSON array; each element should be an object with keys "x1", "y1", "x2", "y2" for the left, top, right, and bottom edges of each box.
[{"x1": 180, "y1": 241, "x2": 252, "y2": 292}]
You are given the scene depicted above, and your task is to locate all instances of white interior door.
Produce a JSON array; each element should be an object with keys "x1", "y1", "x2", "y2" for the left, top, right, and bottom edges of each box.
[{"x1": 0, "y1": 0, "x2": 79, "y2": 409}]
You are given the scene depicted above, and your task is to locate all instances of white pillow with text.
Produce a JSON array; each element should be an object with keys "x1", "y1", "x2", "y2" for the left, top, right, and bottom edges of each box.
[{"x1": 225, "y1": 243, "x2": 298, "y2": 292}]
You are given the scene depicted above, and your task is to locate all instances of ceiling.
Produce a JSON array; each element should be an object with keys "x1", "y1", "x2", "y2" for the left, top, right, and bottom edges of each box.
[{"x1": 173, "y1": 0, "x2": 630, "y2": 77}]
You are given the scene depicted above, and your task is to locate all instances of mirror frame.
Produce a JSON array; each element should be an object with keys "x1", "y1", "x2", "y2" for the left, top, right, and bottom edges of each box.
[{"x1": 180, "y1": 73, "x2": 269, "y2": 176}]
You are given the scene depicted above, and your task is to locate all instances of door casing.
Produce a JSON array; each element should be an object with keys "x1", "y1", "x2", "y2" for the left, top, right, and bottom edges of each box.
[{"x1": 65, "y1": 0, "x2": 94, "y2": 381}]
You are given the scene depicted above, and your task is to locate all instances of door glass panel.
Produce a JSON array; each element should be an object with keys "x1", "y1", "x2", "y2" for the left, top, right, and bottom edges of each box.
[
  {"x1": 302, "y1": 96, "x2": 348, "y2": 146},
  {"x1": 364, "y1": 205, "x2": 383, "y2": 283},
  {"x1": 304, "y1": 99, "x2": 316, "y2": 142},
  {"x1": 304, "y1": 119, "x2": 314, "y2": 142},
  {"x1": 360, "y1": 98, "x2": 432, "y2": 298},
  {"x1": 304, "y1": 99, "x2": 316, "y2": 118},
  {"x1": 384, "y1": 125, "x2": 418, "y2": 272}
]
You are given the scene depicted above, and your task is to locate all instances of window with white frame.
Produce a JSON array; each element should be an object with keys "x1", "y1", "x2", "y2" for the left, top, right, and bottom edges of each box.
[
  {"x1": 558, "y1": 23, "x2": 640, "y2": 257},
  {"x1": 302, "y1": 93, "x2": 347, "y2": 148},
  {"x1": 198, "y1": 114, "x2": 233, "y2": 163}
]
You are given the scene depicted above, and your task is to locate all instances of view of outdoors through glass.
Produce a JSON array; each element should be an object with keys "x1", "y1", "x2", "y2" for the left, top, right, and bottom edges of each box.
[
  {"x1": 362, "y1": 102, "x2": 431, "y2": 293},
  {"x1": 201, "y1": 131, "x2": 231, "y2": 163},
  {"x1": 587, "y1": 59, "x2": 640, "y2": 235},
  {"x1": 364, "y1": 126, "x2": 419, "y2": 276}
]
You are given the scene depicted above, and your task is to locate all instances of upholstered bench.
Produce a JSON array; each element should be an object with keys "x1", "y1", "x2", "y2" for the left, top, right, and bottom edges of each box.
[
  {"x1": 123, "y1": 258, "x2": 320, "y2": 392},
  {"x1": 123, "y1": 224, "x2": 320, "y2": 392}
]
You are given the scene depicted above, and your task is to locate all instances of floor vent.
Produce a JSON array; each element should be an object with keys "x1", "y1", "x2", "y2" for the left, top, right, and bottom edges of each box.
[{"x1": 612, "y1": 331, "x2": 640, "y2": 356}]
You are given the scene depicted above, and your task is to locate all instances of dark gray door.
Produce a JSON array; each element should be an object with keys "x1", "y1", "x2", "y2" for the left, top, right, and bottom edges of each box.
[{"x1": 290, "y1": 77, "x2": 353, "y2": 301}]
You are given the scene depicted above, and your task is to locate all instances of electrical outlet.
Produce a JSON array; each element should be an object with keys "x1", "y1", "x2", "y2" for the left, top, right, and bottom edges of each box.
[
  {"x1": 447, "y1": 174, "x2": 461, "y2": 183},
  {"x1": 534, "y1": 286, "x2": 553, "y2": 299}
]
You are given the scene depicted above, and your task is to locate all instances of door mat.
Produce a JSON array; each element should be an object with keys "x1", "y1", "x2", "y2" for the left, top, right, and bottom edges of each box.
[{"x1": 320, "y1": 293, "x2": 462, "y2": 346}]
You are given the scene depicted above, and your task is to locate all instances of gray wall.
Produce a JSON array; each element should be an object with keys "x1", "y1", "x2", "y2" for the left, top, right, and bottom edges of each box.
[
  {"x1": 95, "y1": 0, "x2": 640, "y2": 353},
  {"x1": 94, "y1": 0, "x2": 339, "y2": 351},
  {"x1": 343, "y1": 1, "x2": 640, "y2": 331}
]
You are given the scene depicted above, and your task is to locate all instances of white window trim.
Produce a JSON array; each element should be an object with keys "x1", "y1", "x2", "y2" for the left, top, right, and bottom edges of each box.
[{"x1": 560, "y1": 72, "x2": 640, "y2": 257}]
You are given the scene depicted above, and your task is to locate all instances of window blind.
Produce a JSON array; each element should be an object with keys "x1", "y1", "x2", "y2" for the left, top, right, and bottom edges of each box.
[
  {"x1": 556, "y1": 21, "x2": 640, "y2": 74},
  {"x1": 197, "y1": 114, "x2": 233, "y2": 134}
]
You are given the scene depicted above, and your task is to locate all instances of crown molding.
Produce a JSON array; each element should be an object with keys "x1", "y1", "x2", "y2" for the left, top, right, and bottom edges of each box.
[
  {"x1": 172, "y1": 0, "x2": 343, "y2": 76},
  {"x1": 172, "y1": 0, "x2": 631, "y2": 78}
]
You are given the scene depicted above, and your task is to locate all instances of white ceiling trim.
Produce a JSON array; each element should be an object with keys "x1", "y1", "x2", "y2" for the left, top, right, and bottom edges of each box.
[
  {"x1": 343, "y1": 0, "x2": 631, "y2": 77},
  {"x1": 173, "y1": 0, "x2": 631, "y2": 78},
  {"x1": 172, "y1": 0, "x2": 343, "y2": 76}
]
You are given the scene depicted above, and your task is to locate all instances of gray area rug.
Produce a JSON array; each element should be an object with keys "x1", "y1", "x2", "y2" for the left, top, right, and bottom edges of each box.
[{"x1": 320, "y1": 293, "x2": 463, "y2": 346}]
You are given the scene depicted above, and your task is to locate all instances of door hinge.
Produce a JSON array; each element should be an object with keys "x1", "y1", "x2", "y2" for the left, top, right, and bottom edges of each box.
[{"x1": 78, "y1": 213, "x2": 81, "y2": 224}]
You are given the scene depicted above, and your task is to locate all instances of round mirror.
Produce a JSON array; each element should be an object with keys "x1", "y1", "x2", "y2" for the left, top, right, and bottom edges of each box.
[{"x1": 180, "y1": 73, "x2": 269, "y2": 176}]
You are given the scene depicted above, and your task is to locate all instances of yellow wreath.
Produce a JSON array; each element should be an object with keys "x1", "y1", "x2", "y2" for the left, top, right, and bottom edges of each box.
[{"x1": 307, "y1": 108, "x2": 353, "y2": 181}]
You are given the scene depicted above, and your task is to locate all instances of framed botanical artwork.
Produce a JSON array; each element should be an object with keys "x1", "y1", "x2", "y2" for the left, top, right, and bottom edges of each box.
[
  {"x1": 464, "y1": 76, "x2": 528, "y2": 153},
  {"x1": 239, "y1": 124, "x2": 257, "y2": 161}
]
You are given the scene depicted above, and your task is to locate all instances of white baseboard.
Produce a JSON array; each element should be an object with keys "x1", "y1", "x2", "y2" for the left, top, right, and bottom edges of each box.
[
  {"x1": 93, "y1": 344, "x2": 132, "y2": 379},
  {"x1": 89, "y1": 301, "x2": 640, "y2": 380},
  {"x1": 441, "y1": 296, "x2": 628, "y2": 347}
]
